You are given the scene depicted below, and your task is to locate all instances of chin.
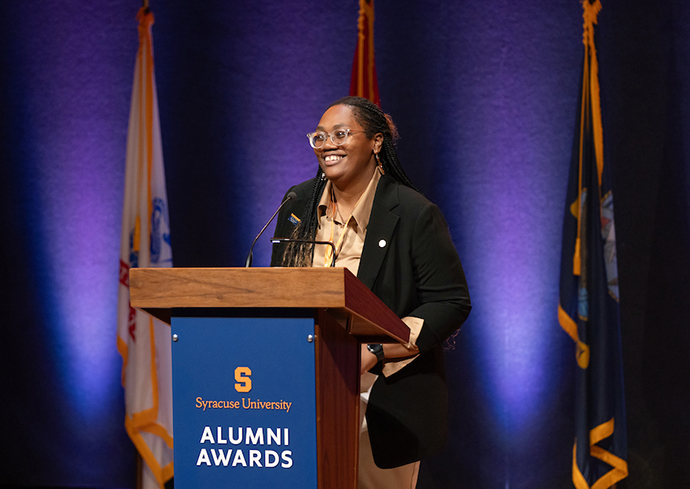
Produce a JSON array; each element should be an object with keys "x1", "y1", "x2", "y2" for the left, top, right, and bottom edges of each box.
[{"x1": 320, "y1": 167, "x2": 343, "y2": 182}]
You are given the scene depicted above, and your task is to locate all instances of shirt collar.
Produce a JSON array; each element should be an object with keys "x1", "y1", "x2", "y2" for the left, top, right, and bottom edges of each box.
[{"x1": 318, "y1": 169, "x2": 382, "y2": 232}]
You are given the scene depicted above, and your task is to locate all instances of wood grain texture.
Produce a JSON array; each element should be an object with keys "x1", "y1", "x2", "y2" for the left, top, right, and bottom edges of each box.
[
  {"x1": 130, "y1": 267, "x2": 409, "y2": 343},
  {"x1": 342, "y1": 270, "x2": 410, "y2": 343},
  {"x1": 315, "y1": 310, "x2": 360, "y2": 489}
]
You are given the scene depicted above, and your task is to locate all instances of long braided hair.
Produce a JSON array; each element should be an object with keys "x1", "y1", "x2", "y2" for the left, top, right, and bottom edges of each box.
[{"x1": 281, "y1": 96, "x2": 416, "y2": 267}]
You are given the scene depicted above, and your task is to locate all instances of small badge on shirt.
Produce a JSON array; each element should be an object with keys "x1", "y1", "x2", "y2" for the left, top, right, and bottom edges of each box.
[{"x1": 288, "y1": 213, "x2": 301, "y2": 226}]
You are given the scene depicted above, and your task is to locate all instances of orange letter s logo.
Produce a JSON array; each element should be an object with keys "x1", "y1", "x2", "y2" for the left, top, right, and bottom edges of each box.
[{"x1": 234, "y1": 366, "x2": 252, "y2": 392}]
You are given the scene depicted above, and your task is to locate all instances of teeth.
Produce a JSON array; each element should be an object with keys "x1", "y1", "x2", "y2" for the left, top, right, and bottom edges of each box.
[{"x1": 324, "y1": 155, "x2": 343, "y2": 162}]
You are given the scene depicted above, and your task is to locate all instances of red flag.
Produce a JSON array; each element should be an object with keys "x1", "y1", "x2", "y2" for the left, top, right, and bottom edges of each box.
[{"x1": 349, "y1": 0, "x2": 380, "y2": 106}]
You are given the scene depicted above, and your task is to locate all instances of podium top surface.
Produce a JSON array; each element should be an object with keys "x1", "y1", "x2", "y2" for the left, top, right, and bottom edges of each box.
[{"x1": 129, "y1": 267, "x2": 409, "y2": 344}]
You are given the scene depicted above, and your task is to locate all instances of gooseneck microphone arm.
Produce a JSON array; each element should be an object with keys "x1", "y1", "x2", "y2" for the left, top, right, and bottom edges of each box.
[
  {"x1": 269, "y1": 238, "x2": 338, "y2": 267},
  {"x1": 244, "y1": 192, "x2": 297, "y2": 267}
]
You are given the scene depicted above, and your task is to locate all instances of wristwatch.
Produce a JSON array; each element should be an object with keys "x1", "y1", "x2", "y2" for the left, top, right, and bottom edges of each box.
[{"x1": 367, "y1": 343, "x2": 385, "y2": 364}]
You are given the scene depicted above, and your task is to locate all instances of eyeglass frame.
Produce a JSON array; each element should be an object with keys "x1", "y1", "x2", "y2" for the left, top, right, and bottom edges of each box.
[{"x1": 306, "y1": 129, "x2": 367, "y2": 149}]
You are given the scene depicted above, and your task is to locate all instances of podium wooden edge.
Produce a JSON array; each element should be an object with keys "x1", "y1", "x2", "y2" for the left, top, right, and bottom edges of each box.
[
  {"x1": 130, "y1": 267, "x2": 410, "y2": 344},
  {"x1": 315, "y1": 310, "x2": 360, "y2": 489}
]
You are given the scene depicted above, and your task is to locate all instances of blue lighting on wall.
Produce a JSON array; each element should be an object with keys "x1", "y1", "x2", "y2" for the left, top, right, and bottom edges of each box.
[{"x1": 1, "y1": 1, "x2": 599, "y2": 486}]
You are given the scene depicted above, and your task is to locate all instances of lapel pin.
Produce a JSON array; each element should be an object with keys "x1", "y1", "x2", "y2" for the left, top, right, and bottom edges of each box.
[
  {"x1": 378, "y1": 239, "x2": 386, "y2": 248},
  {"x1": 288, "y1": 213, "x2": 301, "y2": 226}
]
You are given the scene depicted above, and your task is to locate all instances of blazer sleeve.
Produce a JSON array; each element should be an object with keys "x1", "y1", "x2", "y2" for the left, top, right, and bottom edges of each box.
[{"x1": 407, "y1": 202, "x2": 471, "y2": 354}]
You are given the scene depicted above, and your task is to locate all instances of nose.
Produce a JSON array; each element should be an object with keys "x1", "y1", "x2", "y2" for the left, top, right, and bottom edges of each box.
[{"x1": 321, "y1": 134, "x2": 338, "y2": 150}]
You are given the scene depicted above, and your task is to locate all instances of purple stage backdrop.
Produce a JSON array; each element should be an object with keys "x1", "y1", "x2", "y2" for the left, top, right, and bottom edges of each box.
[{"x1": 1, "y1": 1, "x2": 689, "y2": 488}]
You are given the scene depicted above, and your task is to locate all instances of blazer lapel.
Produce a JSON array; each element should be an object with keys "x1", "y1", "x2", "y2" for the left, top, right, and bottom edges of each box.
[{"x1": 357, "y1": 175, "x2": 400, "y2": 289}]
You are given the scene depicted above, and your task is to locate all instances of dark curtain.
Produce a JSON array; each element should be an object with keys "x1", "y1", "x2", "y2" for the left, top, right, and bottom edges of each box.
[{"x1": 0, "y1": 1, "x2": 688, "y2": 487}]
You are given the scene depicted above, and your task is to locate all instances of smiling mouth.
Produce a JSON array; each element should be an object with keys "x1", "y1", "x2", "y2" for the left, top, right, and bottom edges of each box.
[{"x1": 323, "y1": 155, "x2": 344, "y2": 163}]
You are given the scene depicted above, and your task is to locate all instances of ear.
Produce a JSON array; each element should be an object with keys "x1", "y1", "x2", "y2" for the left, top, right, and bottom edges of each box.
[{"x1": 373, "y1": 133, "x2": 384, "y2": 154}]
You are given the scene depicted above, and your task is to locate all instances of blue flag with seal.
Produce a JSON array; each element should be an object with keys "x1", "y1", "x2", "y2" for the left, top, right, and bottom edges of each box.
[{"x1": 558, "y1": 1, "x2": 628, "y2": 488}]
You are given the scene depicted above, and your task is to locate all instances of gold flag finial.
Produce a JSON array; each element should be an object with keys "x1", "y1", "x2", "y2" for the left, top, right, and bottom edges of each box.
[{"x1": 582, "y1": 0, "x2": 602, "y2": 50}]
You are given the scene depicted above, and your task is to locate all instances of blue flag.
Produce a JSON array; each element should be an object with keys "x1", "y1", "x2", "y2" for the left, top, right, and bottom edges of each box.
[{"x1": 558, "y1": 1, "x2": 628, "y2": 488}]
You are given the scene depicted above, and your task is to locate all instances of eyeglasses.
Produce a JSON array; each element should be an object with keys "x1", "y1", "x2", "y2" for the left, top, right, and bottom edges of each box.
[{"x1": 306, "y1": 129, "x2": 365, "y2": 149}]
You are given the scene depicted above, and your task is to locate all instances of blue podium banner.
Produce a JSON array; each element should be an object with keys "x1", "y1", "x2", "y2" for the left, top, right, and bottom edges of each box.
[{"x1": 171, "y1": 316, "x2": 318, "y2": 488}]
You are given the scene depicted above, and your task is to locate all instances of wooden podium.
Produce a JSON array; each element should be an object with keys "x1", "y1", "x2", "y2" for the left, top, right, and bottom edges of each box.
[{"x1": 129, "y1": 267, "x2": 409, "y2": 489}]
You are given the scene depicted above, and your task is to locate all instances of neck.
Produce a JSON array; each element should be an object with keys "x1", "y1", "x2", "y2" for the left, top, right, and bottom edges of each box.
[{"x1": 331, "y1": 166, "x2": 376, "y2": 213}]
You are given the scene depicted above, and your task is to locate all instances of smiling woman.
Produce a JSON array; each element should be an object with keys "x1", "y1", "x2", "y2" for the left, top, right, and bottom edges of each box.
[
  {"x1": 270, "y1": 96, "x2": 471, "y2": 488},
  {"x1": 311, "y1": 104, "x2": 382, "y2": 203}
]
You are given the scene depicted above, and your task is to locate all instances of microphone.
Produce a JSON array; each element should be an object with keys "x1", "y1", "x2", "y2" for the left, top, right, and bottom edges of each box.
[
  {"x1": 269, "y1": 238, "x2": 338, "y2": 267},
  {"x1": 245, "y1": 192, "x2": 297, "y2": 267}
]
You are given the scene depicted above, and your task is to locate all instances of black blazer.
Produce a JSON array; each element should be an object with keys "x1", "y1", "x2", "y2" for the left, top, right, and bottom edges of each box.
[{"x1": 271, "y1": 174, "x2": 471, "y2": 468}]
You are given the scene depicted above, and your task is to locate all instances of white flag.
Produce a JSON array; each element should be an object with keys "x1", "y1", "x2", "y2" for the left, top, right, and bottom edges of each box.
[{"x1": 117, "y1": 8, "x2": 173, "y2": 489}]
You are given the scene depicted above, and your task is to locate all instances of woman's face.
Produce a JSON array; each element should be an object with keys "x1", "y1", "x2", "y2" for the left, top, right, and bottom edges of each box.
[{"x1": 313, "y1": 104, "x2": 382, "y2": 192}]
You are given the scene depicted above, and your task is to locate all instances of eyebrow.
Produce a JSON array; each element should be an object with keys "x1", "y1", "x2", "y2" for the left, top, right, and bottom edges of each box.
[{"x1": 315, "y1": 123, "x2": 350, "y2": 131}]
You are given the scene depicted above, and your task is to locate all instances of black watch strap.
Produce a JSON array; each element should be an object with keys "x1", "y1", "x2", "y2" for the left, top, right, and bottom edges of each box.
[{"x1": 367, "y1": 343, "x2": 385, "y2": 363}]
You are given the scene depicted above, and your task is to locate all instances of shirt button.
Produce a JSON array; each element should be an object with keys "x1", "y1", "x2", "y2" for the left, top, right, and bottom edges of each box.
[{"x1": 378, "y1": 239, "x2": 386, "y2": 248}]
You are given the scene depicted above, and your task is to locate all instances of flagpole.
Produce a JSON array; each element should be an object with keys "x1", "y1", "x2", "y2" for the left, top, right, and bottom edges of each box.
[{"x1": 137, "y1": 11, "x2": 147, "y2": 489}]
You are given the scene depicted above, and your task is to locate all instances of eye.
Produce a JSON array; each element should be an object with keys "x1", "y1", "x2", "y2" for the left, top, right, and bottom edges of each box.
[
  {"x1": 333, "y1": 130, "x2": 348, "y2": 141},
  {"x1": 312, "y1": 133, "x2": 327, "y2": 143}
]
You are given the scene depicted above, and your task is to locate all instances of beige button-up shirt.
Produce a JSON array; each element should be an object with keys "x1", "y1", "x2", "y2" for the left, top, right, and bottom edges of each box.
[{"x1": 313, "y1": 170, "x2": 422, "y2": 377}]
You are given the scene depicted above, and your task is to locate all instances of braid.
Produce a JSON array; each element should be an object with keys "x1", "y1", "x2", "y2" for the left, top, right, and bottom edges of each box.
[
  {"x1": 281, "y1": 167, "x2": 327, "y2": 267},
  {"x1": 282, "y1": 96, "x2": 417, "y2": 266},
  {"x1": 381, "y1": 137, "x2": 417, "y2": 191},
  {"x1": 330, "y1": 96, "x2": 417, "y2": 191}
]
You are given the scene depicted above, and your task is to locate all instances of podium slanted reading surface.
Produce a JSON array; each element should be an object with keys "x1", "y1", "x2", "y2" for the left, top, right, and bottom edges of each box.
[{"x1": 129, "y1": 267, "x2": 409, "y2": 489}]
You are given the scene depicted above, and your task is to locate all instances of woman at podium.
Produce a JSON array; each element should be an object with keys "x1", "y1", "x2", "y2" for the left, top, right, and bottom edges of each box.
[{"x1": 271, "y1": 96, "x2": 471, "y2": 488}]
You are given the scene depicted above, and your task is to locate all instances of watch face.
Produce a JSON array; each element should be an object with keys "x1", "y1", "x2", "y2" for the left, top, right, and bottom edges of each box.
[{"x1": 367, "y1": 344, "x2": 384, "y2": 361}]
